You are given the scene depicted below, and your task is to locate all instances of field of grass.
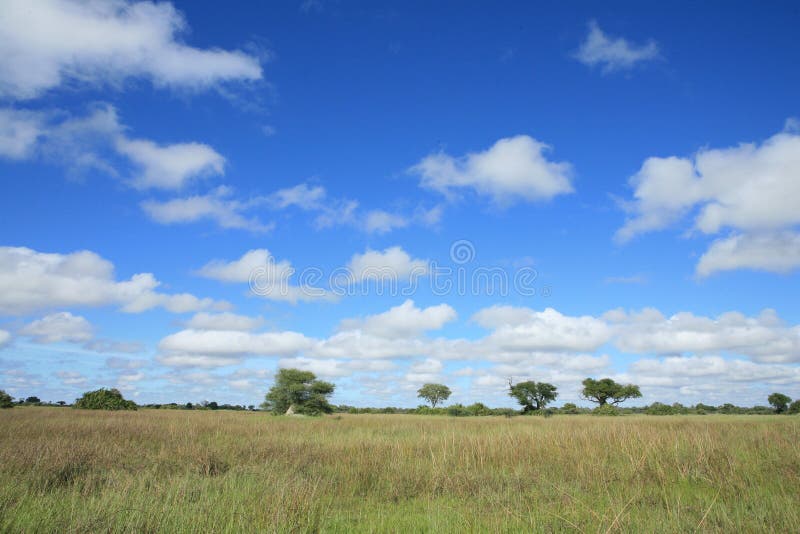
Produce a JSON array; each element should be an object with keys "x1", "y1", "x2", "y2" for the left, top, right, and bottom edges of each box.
[{"x1": 1, "y1": 408, "x2": 798, "y2": 532}]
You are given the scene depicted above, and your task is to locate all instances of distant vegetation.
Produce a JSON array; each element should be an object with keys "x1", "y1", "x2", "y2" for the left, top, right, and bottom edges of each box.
[{"x1": 2, "y1": 371, "x2": 798, "y2": 417}]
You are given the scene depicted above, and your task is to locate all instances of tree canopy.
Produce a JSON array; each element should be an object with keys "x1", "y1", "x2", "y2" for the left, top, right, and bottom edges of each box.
[
  {"x1": 768, "y1": 392, "x2": 792, "y2": 413},
  {"x1": 417, "y1": 383, "x2": 451, "y2": 408},
  {"x1": 74, "y1": 388, "x2": 137, "y2": 410},
  {"x1": 508, "y1": 380, "x2": 558, "y2": 412},
  {"x1": 581, "y1": 378, "x2": 641, "y2": 406},
  {"x1": 263, "y1": 368, "x2": 335, "y2": 416}
]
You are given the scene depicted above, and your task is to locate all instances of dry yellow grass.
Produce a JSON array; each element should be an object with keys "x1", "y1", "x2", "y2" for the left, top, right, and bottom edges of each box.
[{"x1": 1, "y1": 407, "x2": 798, "y2": 532}]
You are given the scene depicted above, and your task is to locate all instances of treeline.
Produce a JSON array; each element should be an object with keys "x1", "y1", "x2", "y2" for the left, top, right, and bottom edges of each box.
[{"x1": 3, "y1": 374, "x2": 800, "y2": 415}]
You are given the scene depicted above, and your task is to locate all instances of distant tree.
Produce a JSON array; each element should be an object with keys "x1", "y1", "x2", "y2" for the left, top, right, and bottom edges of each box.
[
  {"x1": 263, "y1": 368, "x2": 335, "y2": 416},
  {"x1": 768, "y1": 392, "x2": 792, "y2": 414},
  {"x1": 508, "y1": 380, "x2": 558, "y2": 413},
  {"x1": 417, "y1": 383, "x2": 451, "y2": 408},
  {"x1": 56, "y1": 401, "x2": 66, "y2": 406},
  {"x1": 0, "y1": 389, "x2": 13, "y2": 409},
  {"x1": 25, "y1": 396, "x2": 41, "y2": 404},
  {"x1": 185, "y1": 402, "x2": 193, "y2": 410},
  {"x1": 788, "y1": 400, "x2": 800, "y2": 415},
  {"x1": 73, "y1": 388, "x2": 137, "y2": 410},
  {"x1": 247, "y1": 405, "x2": 255, "y2": 411},
  {"x1": 207, "y1": 401, "x2": 219, "y2": 410},
  {"x1": 561, "y1": 402, "x2": 579, "y2": 414},
  {"x1": 581, "y1": 378, "x2": 642, "y2": 406}
]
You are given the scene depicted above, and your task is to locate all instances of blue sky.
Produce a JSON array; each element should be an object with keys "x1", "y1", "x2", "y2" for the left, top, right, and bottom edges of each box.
[{"x1": 1, "y1": 0, "x2": 799, "y2": 408}]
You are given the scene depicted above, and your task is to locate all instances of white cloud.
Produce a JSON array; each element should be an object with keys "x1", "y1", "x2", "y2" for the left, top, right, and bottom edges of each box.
[
  {"x1": 184, "y1": 312, "x2": 264, "y2": 332},
  {"x1": 0, "y1": 108, "x2": 43, "y2": 158},
  {"x1": 475, "y1": 306, "x2": 612, "y2": 353},
  {"x1": 159, "y1": 329, "x2": 313, "y2": 357},
  {"x1": 195, "y1": 249, "x2": 326, "y2": 302},
  {"x1": 339, "y1": 300, "x2": 456, "y2": 339},
  {"x1": 0, "y1": 246, "x2": 225, "y2": 315},
  {"x1": 0, "y1": 329, "x2": 11, "y2": 348},
  {"x1": 616, "y1": 126, "x2": 800, "y2": 275},
  {"x1": 21, "y1": 312, "x2": 93, "y2": 343},
  {"x1": 363, "y1": 210, "x2": 409, "y2": 234},
  {"x1": 56, "y1": 370, "x2": 88, "y2": 387},
  {"x1": 116, "y1": 137, "x2": 225, "y2": 190},
  {"x1": 696, "y1": 232, "x2": 800, "y2": 277},
  {"x1": 346, "y1": 246, "x2": 429, "y2": 282},
  {"x1": 83, "y1": 339, "x2": 144, "y2": 354},
  {"x1": 0, "y1": 0, "x2": 262, "y2": 100},
  {"x1": 628, "y1": 356, "x2": 800, "y2": 395},
  {"x1": 574, "y1": 20, "x2": 659, "y2": 72},
  {"x1": 611, "y1": 308, "x2": 800, "y2": 363},
  {"x1": 1, "y1": 104, "x2": 231, "y2": 193},
  {"x1": 268, "y1": 183, "x2": 327, "y2": 210},
  {"x1": 412, "y1": 135, "x2": 573, "y2": 205},
  {"x1": 405, "y1": 358, "x2": 444, "y2": 384},
  {"x1": 141, "y1": 186, "x2": 272, "y2": 232}
]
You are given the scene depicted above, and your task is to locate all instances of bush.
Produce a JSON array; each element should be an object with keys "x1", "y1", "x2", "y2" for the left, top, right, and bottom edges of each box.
[
  {"x1": 592, "y1": 404, "x2": 621, "y2": 416},
  {"x1": 561, "y1": 402, "x2": 579, "y2": 414},
  {"x1": 646, "y1": 402, "x2": 674, "y2": 415},
  {"x1": 0, "y1": 389, "x2": 12, "y2": 409},
  {"x1": 73, "y1": 388, "x2": 137, "y2": 410},
  {"x1": 788, "y1": 400, "x2": 800, "y2": 415}
]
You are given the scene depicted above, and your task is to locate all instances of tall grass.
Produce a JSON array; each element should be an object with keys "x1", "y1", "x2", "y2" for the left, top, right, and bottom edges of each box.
[{"x1": 1, "y1": 408, "x2": 798, "y2": 532}]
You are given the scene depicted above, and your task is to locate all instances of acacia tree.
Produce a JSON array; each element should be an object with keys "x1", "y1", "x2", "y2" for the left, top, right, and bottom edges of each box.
[
  {"x1": 0, "y1": 389, "x2": 13, "y2": 409},
  {"x1": 417, "y1": 383, "x2": 451, "y2": 408},
  {"x1": 768, "y1": 392, "x2": 792, "y2": 414},
  {"x1": 508, "y1": 380, "x2": 558, "y2": 413},
  {"x1": 263, "y1": 368, "x2": 335, "y2": 416},
  {"x1": 581, "y1": 378, "x2": 641, "y2": 406}
]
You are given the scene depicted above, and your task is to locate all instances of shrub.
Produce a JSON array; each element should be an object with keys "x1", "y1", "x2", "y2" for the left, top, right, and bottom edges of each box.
[
  {"x1": 646, "y1": 402, "x2": 674, "y2": 415},
  {"x1": 0, "y1": 389, "x2": 13, "y2": 409},
  {"x1": 788, "y1": 400, "x2": 800, "y2": 415},
  {"x1": 73, "y1": 388, "x2": 137, "y2": 410},
  {"x1": 561, "y1": 402, "x2": 579, "y2": 414},
  {"x1": 592, "y1": 404, "x2": 621, "y2": 416}
]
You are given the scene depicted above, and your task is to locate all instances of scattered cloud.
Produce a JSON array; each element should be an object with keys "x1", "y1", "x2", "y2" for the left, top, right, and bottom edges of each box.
[
  {"x1": 574, "y1": 20, "x2": 659, "y2": 73},
  {"x1": 116, "y1": 137, "x2": 225, "y2": 190},
  {"x1": 184, "y1": 312, "x2": 265, "y2": 332},
  {"x1": 616, "y1": 125, "x2": 800, "y2": 276},
  {"x1": 141, "y1": 186, "x2": 272, "y2": 232},
  {"x1": 411, "y1": 135, "x2": 574, "y2": 205},
  {"x1": 339, "y1": 300, "x2": 457, "y2": 338},
  {"x1": 346, "y1": 246, "x2": 429, "y2": 283},
  {"x1": 0, "y1": 0, "x2": 262, "y2": 100},
  {"x1": 0, "y1": 246, "x2": 227, "y2": 315},
  {"x1": 21, "y1": 312, "x2": 93, "y2": 343}
]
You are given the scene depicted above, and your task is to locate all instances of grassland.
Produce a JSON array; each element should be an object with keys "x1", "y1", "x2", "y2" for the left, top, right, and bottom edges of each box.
[{"x1": 0, "y1": 408, "x2": 798, "y2": 532}]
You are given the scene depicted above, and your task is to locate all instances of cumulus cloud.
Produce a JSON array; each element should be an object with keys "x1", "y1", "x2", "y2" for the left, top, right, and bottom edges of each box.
[
  {"x1": 696, "y1": 232, "x2": 800, "y2": 277},
  {"x1": 184, "y1": 312, "x2": 264, "y2": 332},
  {"x1": 412, "y1": 135, "x2": 573, "y2": 205},
  {"x1": 474, "y1": 306, "x2": 611, "y2": 353},
  {"x1": 0, "y1": 0, "x2": 262, "y2": 100},
  {"x1": 158, "y1": 329, "x2": 313, "y2": 367},
  {"x1": 616, "y1": 126, "x2": 800, "y2": 276},
  {"x1": 610, "y1": 308, "x2": 800, "y2": 363},
  {"x1": 339, "y1": 300, "x2": 456, "y2": 338},
  {"x1": 1, "y1": 104, "x2": 227, "y2": 190},
  {"x1": 0, "y1": 246, "x2": 225, "y2": 315},
  {"x1": 21, "y1": 312, "x2": 93, "y2": 343},
  {"x1": 141, "y1": 186, "x2": 272, "y2": 232},
  {"x1": 195, "y1": 248, "x2": 327, "y2": 302},
  {"x1": 346, "y1": 246, "x2": 429, "y2": 283},
  {"x1": 574, "y1": 20, "x2": 659, "y2": 72},
  {"x1": 116, "y1": 138, "x2": 225, "y2": 190}
]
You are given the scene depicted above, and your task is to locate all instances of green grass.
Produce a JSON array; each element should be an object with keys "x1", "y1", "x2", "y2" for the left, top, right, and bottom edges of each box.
[{"x1": 1, "y1": 408, "x2": 798, "y2": 532}]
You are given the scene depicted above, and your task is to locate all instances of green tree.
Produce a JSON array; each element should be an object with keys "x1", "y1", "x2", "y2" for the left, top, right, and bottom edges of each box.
[
  {"x1": 25, "y1": 396, "x2": 41, "y2": 405},
  {"x1": 417, "y1": 383, "x2": 451, "y2": 408},
  {"x1": 263, "y1": 368, "x2": 335, "y2": 416},
  {"x1": 508, "y1": 380, "x2": 558, "y2": 413},
  {"x1": 581, "y1": 378, "x2": 642, "y2": 406},
  {"x1": 0, "y1": 389, "x2": 13, "y2": 409},
  {"x1": 788, "y1": 400, "x2": 800, "y2": 415},
  {"x1": 768, "y1": 392, "x2": 792, "y2": 414},
  {"x1": 73, "y1": 388, "x2": 137, "y2": 410},
  {"x1": 561, "y1": 402, "x2": 579, "y2": 414}
]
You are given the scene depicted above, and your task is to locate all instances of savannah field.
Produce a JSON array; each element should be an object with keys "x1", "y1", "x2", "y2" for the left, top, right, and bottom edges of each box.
[{"x1": 0, "y1": 408, "x2": 798, "y2": 533}]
